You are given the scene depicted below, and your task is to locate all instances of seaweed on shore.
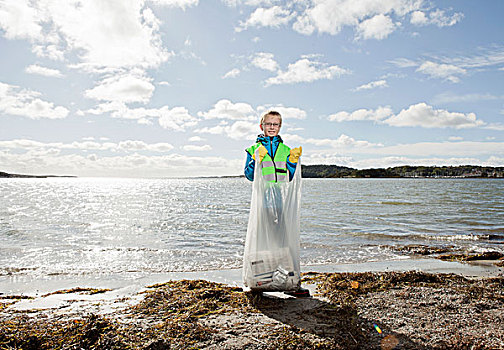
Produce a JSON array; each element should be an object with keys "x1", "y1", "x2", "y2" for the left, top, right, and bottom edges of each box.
[
  {"x1": 42, "y1": 287, "x2": 112, "y2": 297},
  {"x1": 382, "y1": 244, "x2": 504, "y2": 268},
  {"x1": 438, "y1": 251, "x2": 504, "y2": 262},
  {"x1": 304, "y1": 271, "x2": 504, "y2": 305},
  {"x1": 381, "y1": 244, "x2": 455, "y2": 256},
  {"x1": 0, "y1": 314, "x2": 131, "y2": 349},
  {"x1": 2, "y1": 275, "x2": 504, "y2": 349}
]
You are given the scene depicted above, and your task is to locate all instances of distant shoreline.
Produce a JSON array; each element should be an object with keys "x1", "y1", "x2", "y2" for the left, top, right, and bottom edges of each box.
[
  {"x1": 2, "y1": 164, "x2": 503, "y2": 179},
  {"x1": 301, "y1": 164, "x2": 504, "y2": 179},
  {"x1": 0, "y1": 171, "x2": 76, "y2": 179}
]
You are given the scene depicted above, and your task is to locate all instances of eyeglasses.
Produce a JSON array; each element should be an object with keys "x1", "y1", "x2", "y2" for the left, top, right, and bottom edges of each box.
[{"x1": 262, "y1": 123, "x2": 280, "y2": 128}]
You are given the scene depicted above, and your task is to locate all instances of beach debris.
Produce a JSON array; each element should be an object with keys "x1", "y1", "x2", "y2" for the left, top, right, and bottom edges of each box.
[
  {"x1": 1, "y1": 274, "x2": 503, "y2": 349},
  {"x1": 42, "y1": 287, "x2": 112, "y2": 297},
  {"x1": 438, "y1": 251, "x2": 504, "y2": 262},
  {"x1": 382, "y1": 244, "x2": 454, "y2": 256},
  {"x1": 381, "y1": 335, "x2": 399, "y2": 350}
]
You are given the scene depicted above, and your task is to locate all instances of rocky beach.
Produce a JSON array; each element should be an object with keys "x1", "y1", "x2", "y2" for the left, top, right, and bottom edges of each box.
[{"x1": 1, "y1": 259, "x2": 503, "y2": 349}]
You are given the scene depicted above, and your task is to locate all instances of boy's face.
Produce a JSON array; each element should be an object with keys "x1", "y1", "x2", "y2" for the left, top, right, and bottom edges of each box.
[{"x1": 260, "y1": 115, "x2": 281, "y2": 137}]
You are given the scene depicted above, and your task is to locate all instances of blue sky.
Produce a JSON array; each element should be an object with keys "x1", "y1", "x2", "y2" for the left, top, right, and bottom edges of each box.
[{"x1": 0, "y1": 0, "x2": 503, "y2": 177}]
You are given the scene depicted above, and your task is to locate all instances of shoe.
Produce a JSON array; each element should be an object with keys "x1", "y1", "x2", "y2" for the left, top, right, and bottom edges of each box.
[{"x1": 284, "y1": 287, "x2": 310, "y2": 298}]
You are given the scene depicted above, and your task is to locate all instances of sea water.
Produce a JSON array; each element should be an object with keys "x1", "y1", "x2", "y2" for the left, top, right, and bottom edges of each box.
[{"x1": 1, "y1": 177, "x2": 503, "y2": 288}]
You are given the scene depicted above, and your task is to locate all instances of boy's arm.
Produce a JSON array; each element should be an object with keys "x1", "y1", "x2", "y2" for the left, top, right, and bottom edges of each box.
[
  {"x1": 286, "y1": 158, "x2": 297, "y2": 181},
  {"x1": 244, "y1": 151, "x2": 255, "y2": 181},
  {"x1": 286, "y1": 146, "x2": 302, "y2": 181}
]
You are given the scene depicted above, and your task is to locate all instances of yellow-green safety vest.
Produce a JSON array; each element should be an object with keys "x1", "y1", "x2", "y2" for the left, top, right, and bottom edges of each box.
[{"x1": 247, "y1": 142, "x2": 291, "y2": 183}]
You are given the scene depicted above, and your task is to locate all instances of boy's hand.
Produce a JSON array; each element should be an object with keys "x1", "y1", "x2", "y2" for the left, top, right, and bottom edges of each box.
[
  {"x1": 289, "y1": 147, "x2": 302, "y2": 163},
  {"x1": 253, "y1": 145, "x2": 268, "y2": 162}
]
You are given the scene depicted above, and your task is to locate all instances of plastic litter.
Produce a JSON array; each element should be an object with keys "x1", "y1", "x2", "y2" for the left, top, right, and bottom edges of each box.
[{"x1": 243, "y1": 149, "x2": 302, "y2": 291}]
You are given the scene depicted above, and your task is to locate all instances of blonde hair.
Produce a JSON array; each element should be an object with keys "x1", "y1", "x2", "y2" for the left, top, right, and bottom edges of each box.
[{"x1": 260, "y1": 110, "x2": 282, "y2": 126}]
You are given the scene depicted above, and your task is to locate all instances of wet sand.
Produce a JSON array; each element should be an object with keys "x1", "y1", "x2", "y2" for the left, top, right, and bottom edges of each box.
[{"x1": 1, "y1": 258, "x2": 503, "y2": 349}]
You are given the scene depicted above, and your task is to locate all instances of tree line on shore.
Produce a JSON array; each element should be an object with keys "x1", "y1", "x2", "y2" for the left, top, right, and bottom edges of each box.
[
  {"x1": 301, "y1": 165, "x2": 504, "y2": 178},
  {"x1": 0, "y1": 171, "x2": 75, "y2": 178},
  {"x1": 2, "y1": 165, "x2": 504, "y2": 179}
]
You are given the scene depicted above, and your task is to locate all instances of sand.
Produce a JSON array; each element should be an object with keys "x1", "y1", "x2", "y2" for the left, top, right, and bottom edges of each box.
[{"x1": 1, "y1": 258, "x2": 503, "y2": 349}]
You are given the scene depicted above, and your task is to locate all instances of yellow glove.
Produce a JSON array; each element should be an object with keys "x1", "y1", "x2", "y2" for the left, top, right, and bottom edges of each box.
[
  {"x1": 289, "y1": 146, "x2": 302, "y2": 163},
  {"x1": 252, "y1": 145, "x2": 268, "y2": 163}
]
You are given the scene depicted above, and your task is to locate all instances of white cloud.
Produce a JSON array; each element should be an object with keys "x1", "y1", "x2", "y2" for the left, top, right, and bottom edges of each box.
[
  {"x1": 188, "y1": 136, "x2": 204, "y2": 142},
  {"x1": 427, "y1": 9, "x2": 464, "y2": 27},
  {"x1": 432, "y1": 92, "x2": 503, "y2": 104},
  {"x1": 299, "y1": 138, "x2": 504, "y2": 166},
  {"x1": 292, "y1": 1, "x2": 463, "y2": 39},
  {"x1": 222, "y1": 68, "x2": 241, "y2": 79},
  {"x1": 0, "y1": 146, "x2": 242, "y2": 177},
  {"x1": 150, "y1": 0, "x2": 199, "y2": 10},
  {"x1": 392, "y1": 47, "x2": 504, "y2": 83},
  {"x1": 25, "y1": 64, "x2": 64, "y2": 78},
  {"x1": 197, "y1": 100, "x2": 308, "y2": 127},
  {"x1": 285, "y1": 133, "x2": 382, "y2": 149},
  {"x1": 353, "y1": 79, "x2": 388, "y2": 91},
  {"x1": 448, "y1": 136, "x2": 463, "y2": 141},
  {"x1": 0, "y1": 0, "x2": 180, "y2": 71},
  {"x1": 0, "y1": 138, "x2": 174, "y2": 153},
  {"x1": 222, "y1": 0, "x2": 279, "y2": 6},
  {"x1": 416, "y1": 61, "x2": 466, "y2": 83},
  {"x1": 237, "y1": 6, "x2": 293, "y2": 31},
  {"x1": 410, "y1": 10, "x2": 428, "y2": 25},
  {"x1": 195, "y1": 120, "x2": 258, "y2": 140},
  {"x1": 265, "y1": 58, "x2": 350, "y2": 86},
  {"x1": 389, "y1": 57, "x2": 418, "y2": 68},
  {"x1": 328, "y1": 106, "x2": 393, "y2": 122},
  {"x1": 0, "y1": 0, "x2": 43, "y2": 40},
  {"x1": 158, "y1": 81, "x2": 171, "y2": 86},
  {"x1": 197, "y1": 99, "x2": 256, "y2": 121},
  {"x1": 411, "y1": 9, "x2": 463, "y2": 27},
  {"x1": 251, "y1": 52, "x2": 279, "y2": 72},
  {"x1": 181, "y1": 144, "x2": 212, "y2": 151},
  {"x1": 356, "y1": 14, "x2": 397, "y2": 40},
  {"x1": 257, "y1": 105, "x2": 307, "y2": 120},
  {"x1": 158, "y1": 106, "x2": 197, "y2": 131},
  {"x1": 58, "y1": 2, "x2": 172, "y2": 70},
  {"x1": 346, "y1": 156, "x2": 504, "y2": 169},
  {"x1": 370, "y1": 141, "x2": 504, "y2": 157},
  {"x1": 292, "y1": 0, "x2": 422, "y2": 37},
  {"x1": 385, "y1": 103, "x2": 485, "y2": 129},
  {"x1": 485, "y1": 123, "x2": 504, "y2": 131},
  {"x1": 393, "y1": 48, "x2": 504, "y2": 84},
  {"x1": 0, "y1": 81, "x2": 69, "y2": 119},
  {"x1": 329, "y1": 103, "x2": 486, "y2": 129},
  {"x1": 437, "y1": 47, "x2": 504, "y2": 69},
  {"x1": 86, "y1": 102, "x2": 198, "y2": 131},
  {"x1": 194, "y1": 125, "x2": 225, "y2": 135},
  {"x1": 85, "y1": 71, "x2": 155, "y2": 103},
  {"x1": 118, "y1": 140, "x2": 174, "y2": 152}
]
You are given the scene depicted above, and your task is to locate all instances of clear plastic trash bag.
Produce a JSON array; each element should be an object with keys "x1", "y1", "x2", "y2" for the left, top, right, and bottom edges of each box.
[{"x1": 243, "y1": 151, "x2": 302, "y2": 291}]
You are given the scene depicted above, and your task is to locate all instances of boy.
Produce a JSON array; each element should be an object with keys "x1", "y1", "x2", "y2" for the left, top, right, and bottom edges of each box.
[
  {"x1": 243, "y1": 110, "x2": 309, "y2": 297},
  {"x1": 244, "y1": 111, "x2": 301, "y2": 182}
]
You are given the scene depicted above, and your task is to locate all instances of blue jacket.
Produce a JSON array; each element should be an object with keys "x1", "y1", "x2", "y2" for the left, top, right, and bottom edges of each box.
[{"x1": 244, "y1": 135, "x2": 297, "y2": 181}]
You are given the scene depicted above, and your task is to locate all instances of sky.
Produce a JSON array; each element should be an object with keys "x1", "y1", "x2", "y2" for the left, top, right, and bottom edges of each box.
[{"x1": 0, "y1": 0, "x2": 503, "y2": 178}]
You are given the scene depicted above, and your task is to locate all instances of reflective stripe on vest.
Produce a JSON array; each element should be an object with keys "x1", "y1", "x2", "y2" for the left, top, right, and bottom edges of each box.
[{"x1": 247, "y1": 142, "x2": 291, "y2": 183}]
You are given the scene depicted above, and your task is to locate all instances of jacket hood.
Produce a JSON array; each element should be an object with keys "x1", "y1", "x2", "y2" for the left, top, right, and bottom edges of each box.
[{"x1": 256, "y1": 134, "x2": 283, "y2": 144}]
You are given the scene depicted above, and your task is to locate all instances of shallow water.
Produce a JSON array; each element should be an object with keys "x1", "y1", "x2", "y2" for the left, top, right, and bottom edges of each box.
[{"x1": 1, "y1": 177, "x2": 503, "y2": 284}]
